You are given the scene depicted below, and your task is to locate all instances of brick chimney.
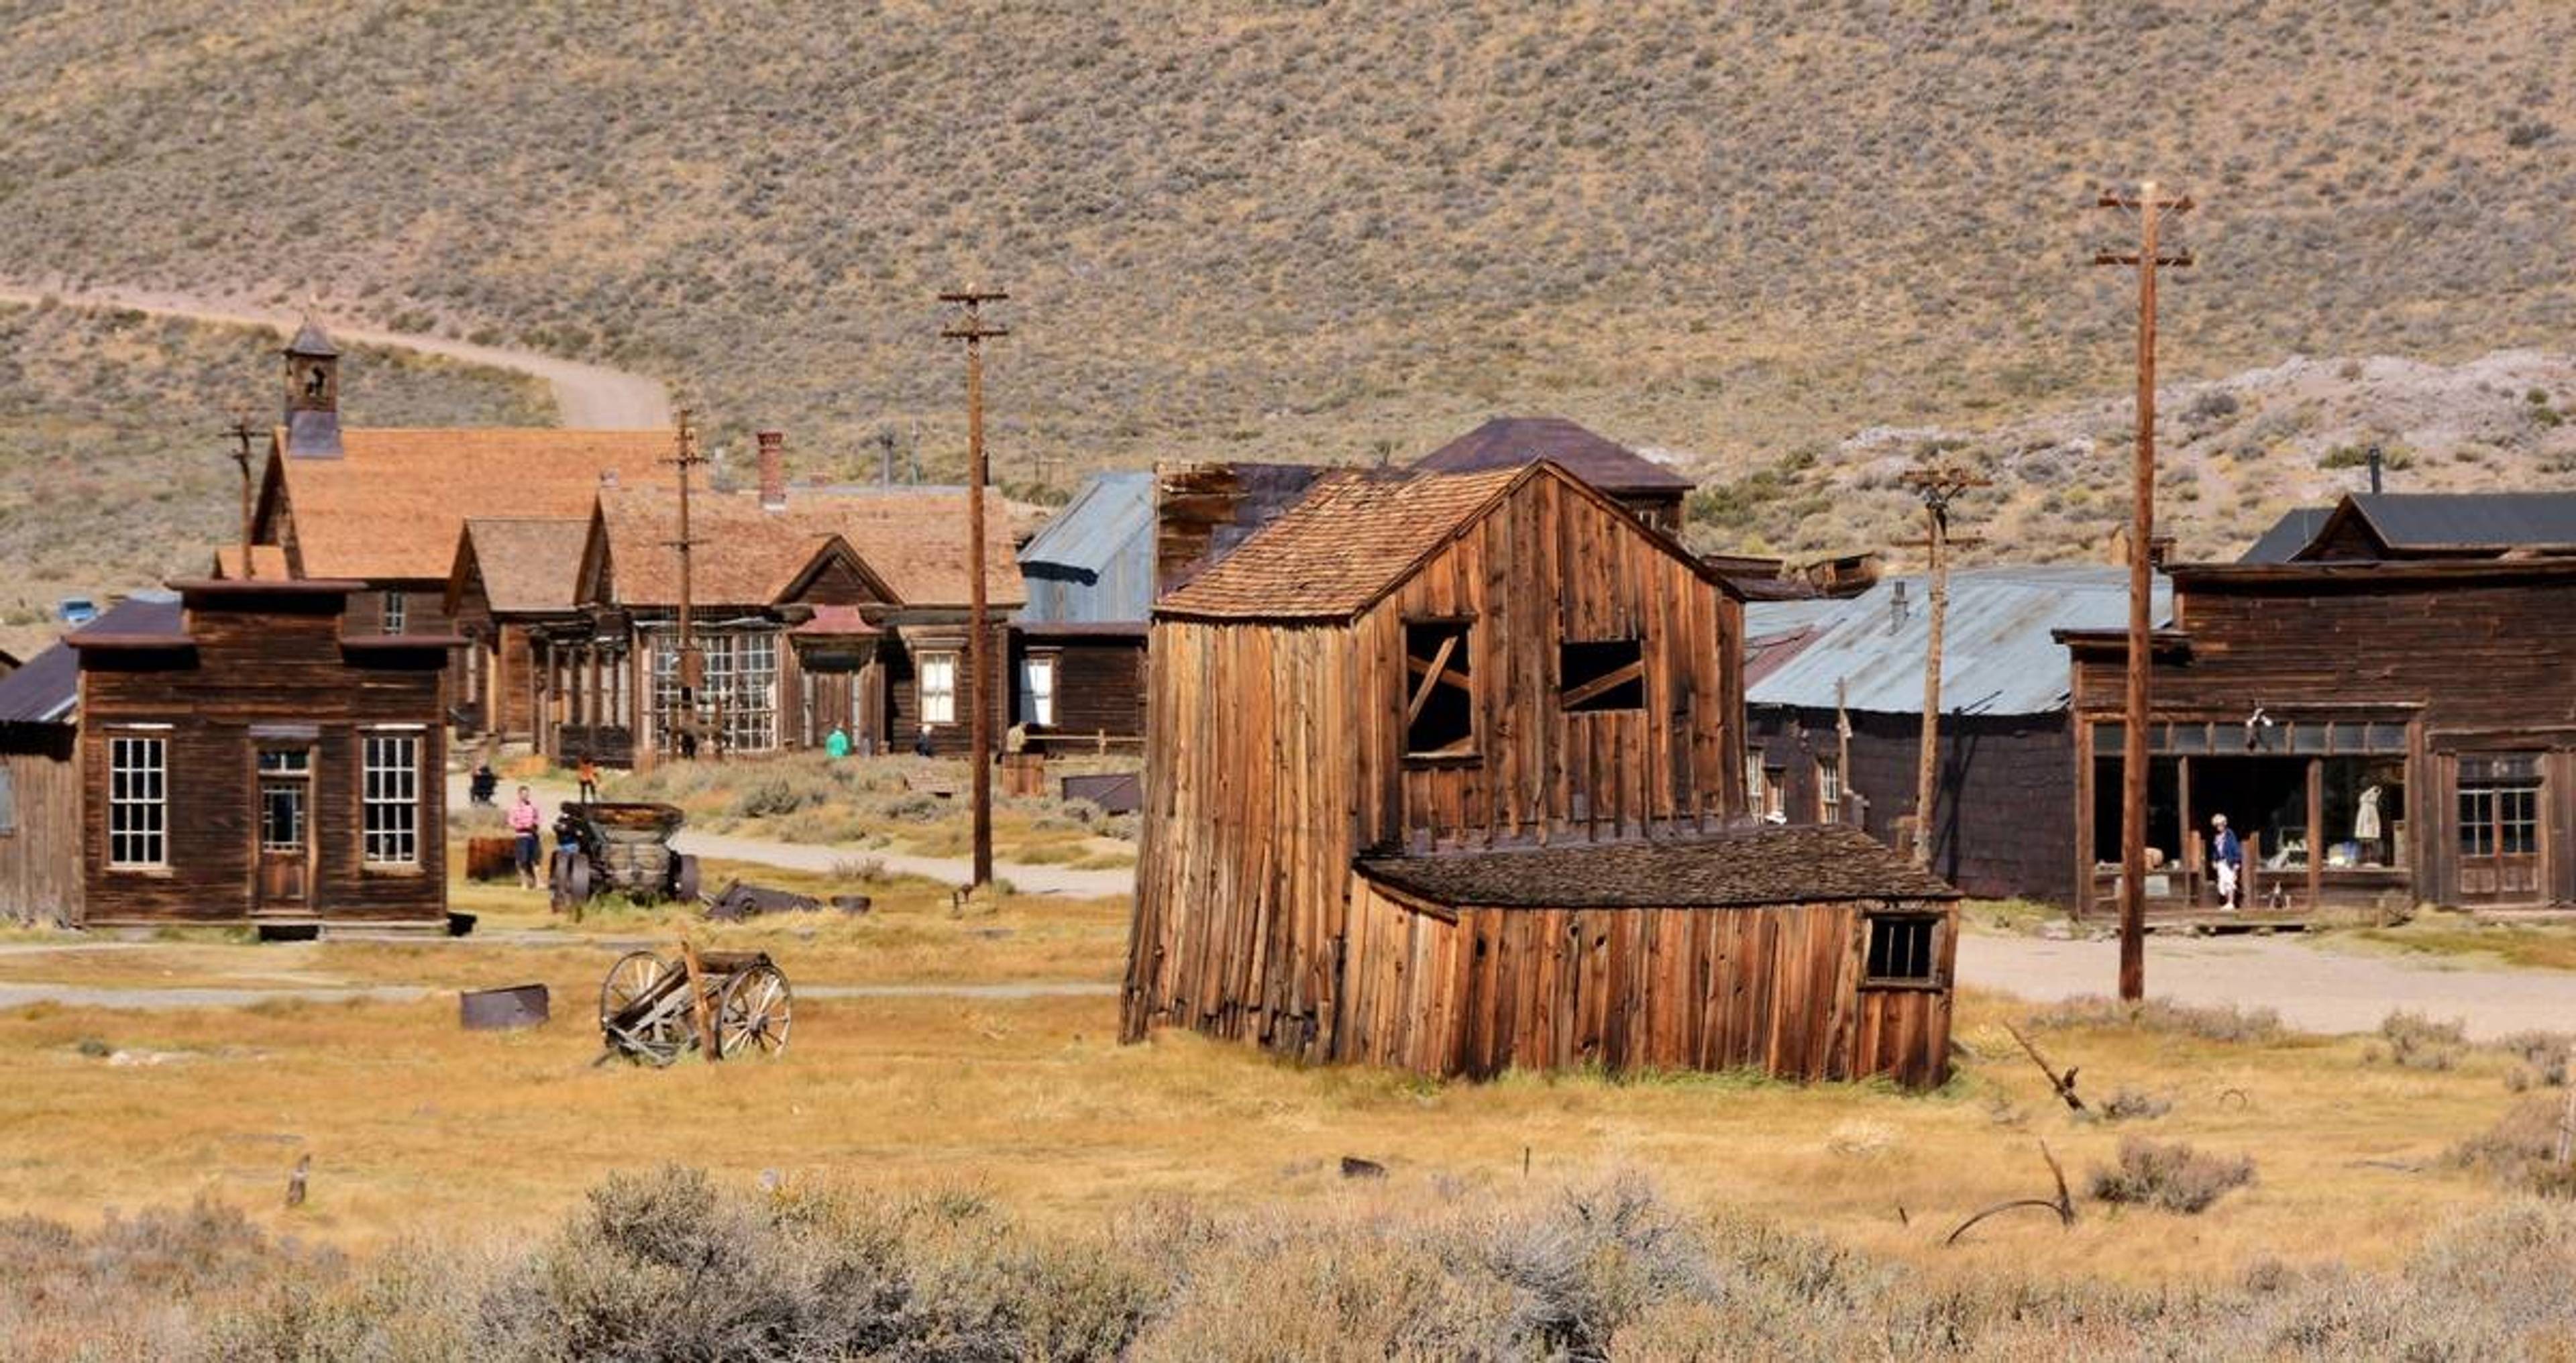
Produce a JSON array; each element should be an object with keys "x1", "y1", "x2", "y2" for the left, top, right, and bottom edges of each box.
[{"x1": 756, "y1": 431, "x2": 787, "y2": 510}]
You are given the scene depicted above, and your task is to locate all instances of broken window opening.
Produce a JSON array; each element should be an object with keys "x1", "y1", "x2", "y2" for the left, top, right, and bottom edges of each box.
[
  {"x1": 1403, "y1": 620, "x2": 1475, "y2": 759},
  {"x1": 1864, "y1": 915, "x2": 1940, "y2": 985},
  {"x1": 1558, "y1": 637, "x2": 1646, "y2": 713}
]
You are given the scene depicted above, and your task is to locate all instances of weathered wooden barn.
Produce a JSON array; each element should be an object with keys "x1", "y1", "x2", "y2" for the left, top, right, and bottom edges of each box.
[
  {"x1": 1012, "y1": 470, "x2": 1152, "y2": 749},
  {"x1": 0, "y1": 597, "x2": 179, "y2": 926},
  {"x1": 1123, "y1": 461, "x2": 1965, "y2": 1086},
  {"x1": 2064, "y1": 492, "x2": 2576, "y2": 916},
  {"x1": 564, "y1": 462, "x2": 1022, "y2": 765},
  {"x1": 67, "y1": 579, "x2": 451, "y2": 929},
  {"x1": 1412, "y1": 416, "x2": 1695, "y2": 533},
  {"x1": 1744, "y1": 567, "x2": 2170, "y2": 904},
  {"x1": 445, "y1": 516, "x2": 590, "y2": 745},
  {"x1": 240, "y1": 318, "x2": 668, "y2": 697}
]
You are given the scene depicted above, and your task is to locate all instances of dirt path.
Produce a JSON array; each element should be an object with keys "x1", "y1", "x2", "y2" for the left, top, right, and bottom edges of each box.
[
  {"x1": 454, "y1": 772, "x2": 1136, "y2": 899},
  {"x1": 1957, "y1": 931, "x2": 2576, "y2": 1040},
  {"x1": 0, "y1": 980, "x2": 1116, "y2": 1012},
  {"x1": 0, "y1": 281, "x2": 670, "y2": 429}
]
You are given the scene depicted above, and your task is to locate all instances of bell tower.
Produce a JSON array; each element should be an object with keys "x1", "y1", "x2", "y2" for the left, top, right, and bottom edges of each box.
[{"x1": 282, "y1": 313, "x2": 342, "y2": 458}]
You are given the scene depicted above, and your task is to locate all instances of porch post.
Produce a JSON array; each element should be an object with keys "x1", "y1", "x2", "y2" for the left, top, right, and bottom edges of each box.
[{"x1": 2306, "y1": 756, "x2": 2324, "y2": 912}]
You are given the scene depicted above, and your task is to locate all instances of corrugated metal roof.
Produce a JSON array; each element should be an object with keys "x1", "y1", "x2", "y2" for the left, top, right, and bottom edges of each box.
[
  {"x1": 1017, "y1": 471, "x2": 1155, "y2": 624},
  {"x1": 1746, "y1": 566, "x2": 2169, "y2": 716},
  {"x1": 2345, "y1": 492, "x2": 2576, "y2": 552},
  {"x1": 2239, "y1": 506, "x2": 2329, "y2": 563},
  {"x1": 0, "y1": 594, "x2": 181, "y2": 724}
]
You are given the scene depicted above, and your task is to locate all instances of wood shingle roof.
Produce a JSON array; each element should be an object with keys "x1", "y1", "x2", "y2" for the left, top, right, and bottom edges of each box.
[
  {"x1": 594, "y1": 486, "x2": 1024, "y2": 610},
  {"x1": 455, "y1": 517, "x2": 591, "y2": 614},
  {"x1": 1357, "y1": 824, "x2": 1960, "y2": 910}
]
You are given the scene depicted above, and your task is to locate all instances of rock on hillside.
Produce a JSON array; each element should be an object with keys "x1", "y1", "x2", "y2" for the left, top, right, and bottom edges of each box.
[{"x1": 1685, "y1": 350, "x2": 2576, "y2": 567}]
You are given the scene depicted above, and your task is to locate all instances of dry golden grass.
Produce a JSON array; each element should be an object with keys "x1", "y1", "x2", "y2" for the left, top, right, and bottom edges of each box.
[
  {"x1": 2341, "y1": 918, "x2": 2576, "y2": 973},
  {"x1": 0, "y1": 971, "x2": 2532, "y2": 1295}
]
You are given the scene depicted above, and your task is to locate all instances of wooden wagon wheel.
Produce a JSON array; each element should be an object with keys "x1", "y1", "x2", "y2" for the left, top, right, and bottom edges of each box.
[
  {"x1": 599, "y1": 951, "x2": 686, "y2": 1064},
  {"x1": 564, "y1": 856, "x2": 593, "y2": 906},
  {"x1": 674, "y1": 853, "x2": 702, "y2": 903},
  {"x1": 714, "y1": 963, "x2": 793, "y2": 1059}
]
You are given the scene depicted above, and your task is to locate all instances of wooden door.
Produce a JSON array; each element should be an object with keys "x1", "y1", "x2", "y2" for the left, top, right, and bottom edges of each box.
[
  {"x1": 255, "y1": 747, "x2": 313, "y2": 911},
  {"x1": 2456, "y1": 754, "x2": 2543, "y2": 904}
]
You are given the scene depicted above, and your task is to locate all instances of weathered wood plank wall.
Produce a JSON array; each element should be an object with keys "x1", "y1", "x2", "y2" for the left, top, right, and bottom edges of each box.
[{"x1": 0, "y1": 727, "x2": 80, "y2": 924}]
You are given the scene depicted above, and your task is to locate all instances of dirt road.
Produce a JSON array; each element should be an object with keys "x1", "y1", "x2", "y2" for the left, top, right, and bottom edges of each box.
[
  {"x1": 0, "y1": 979, "x2": 1116, "y2": 1012},
  {"x1": 0, "y1": 281, "x2": 669, "y2": 429},
  {"x1": 1956, "y1": 931, "x2": 2576, "y2": 1040}
]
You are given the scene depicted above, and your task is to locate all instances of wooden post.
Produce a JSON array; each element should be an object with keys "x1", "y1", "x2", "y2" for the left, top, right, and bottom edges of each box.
[
  {"x1": 665, "y1": 411, "x2": 708, "y2": 761},
  {"x1": 2096, "y1": 181, "x2": 2193, "y2": 1000},
  {"x1": 1899, "y1": 464, "x2": 1987, "y2": 868},
  {"x1": 224, "y1": 408, "x2": 260, "y2": 580},
  {"x1": 1835, "y1": 677, "x2": 1854, "y2": 829},
  {"x1": 2307, "y1": 755, "x2": 2325, "y2": 913},
  {"x1": 942, "y1": 289, "x2": 1010, "y2": 889},
  {"x1": 2176, "y1": 754, "x2": 2194, "y2": 907}
]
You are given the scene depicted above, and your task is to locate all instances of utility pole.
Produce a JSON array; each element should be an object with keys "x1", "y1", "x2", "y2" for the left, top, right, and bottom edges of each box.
[
  {"x1": 941, "y1": 288, "x2": 1009, "y2": 889},
  {"x1": 223, "y1": 406, "x2": 260, "y2": 580},
  {"x1": 665, "y1": 408, "x2": 709, "y2": 763},
  {"x1": 1898, "y1": 461, "x2": 1988, "y2": 869},
  {"x1": 2096, "y1": 180, "x2": 2194, "y2": 1002}
]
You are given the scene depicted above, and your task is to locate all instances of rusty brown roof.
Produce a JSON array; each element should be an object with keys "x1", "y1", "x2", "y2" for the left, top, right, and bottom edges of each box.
[
  {"x1": 458, "y1": 517, "x2": 591, "y2": 614},
  {"x1": 1357, "y1": 824, "x2": 1961, "y2": 910},
  {"x1": 595, "y1": 486, "x2": 1024, "y2": 610},
  {"x1": 211, "y1": 543, "x2": 292, "y2": 579},
  {"x1": 271, "y1": 428, "x2": 671, "y2": 582},
  {"x1": 1154, "y1": 467, "x2": 1523, "y2": 620},
  {"x1": 1413, "y1": 416, "x2": 1695, "y2": 492}
]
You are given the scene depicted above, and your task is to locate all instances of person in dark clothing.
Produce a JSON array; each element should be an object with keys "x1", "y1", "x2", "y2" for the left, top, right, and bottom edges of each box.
[
  {"x1": 912, "y1": 725, "x2": 936, "y2": 758},
  {"x1": 2210, "y1": 813, "x2": 2244, "y2": 910}
]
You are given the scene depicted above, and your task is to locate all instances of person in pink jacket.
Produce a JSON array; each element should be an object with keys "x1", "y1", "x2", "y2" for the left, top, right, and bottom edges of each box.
[{"x1": 508, "y1": 786, "x2": 543, "y2": 889}]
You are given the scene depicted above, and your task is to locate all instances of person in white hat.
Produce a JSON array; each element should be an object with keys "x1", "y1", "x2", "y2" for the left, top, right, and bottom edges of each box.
[{"x1": 2210, "y1": 813, "x2": 2243, "y2": 911}]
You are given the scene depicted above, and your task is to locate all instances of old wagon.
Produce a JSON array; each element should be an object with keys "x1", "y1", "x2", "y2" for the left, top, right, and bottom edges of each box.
[
  {"x1": 550, "y1": 802, "x2": 703, "y2": 908},
  {"x1": 597, "y1": 945, "x2": 792, "y2": 1065}
]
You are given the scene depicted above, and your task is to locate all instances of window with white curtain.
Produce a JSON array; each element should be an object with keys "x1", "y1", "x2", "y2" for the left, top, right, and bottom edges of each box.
[
  {"x1": 920, "y1": 652, "x2": 959, "y2": 725},
  {"x1": 1024, "y1": 655, "x2": 1057, "y2": 727}
]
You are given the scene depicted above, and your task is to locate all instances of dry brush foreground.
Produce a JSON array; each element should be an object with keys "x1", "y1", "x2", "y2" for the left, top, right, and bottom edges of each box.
[{"x1": 0, "y1": 910, "x2": 2568, "y2": 1358}]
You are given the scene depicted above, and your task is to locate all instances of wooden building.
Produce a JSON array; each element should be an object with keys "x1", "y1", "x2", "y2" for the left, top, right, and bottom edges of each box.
[
  {"x1": 1013, "y1": 470, "x2": 1152, "y2": 749},
  {"x1": 66, "y1": 580, "x2": 451, "y2": 929},
  {"x1": 1744, "y1": 567, "x2": 2169, "y2": 904},
  {"x1": 2065, "y1": 496, "x2": 2576, "y2": 916},
  {"x1": 1412, "y1": 416, "x2": 1695, "y2": 533},
  {"x1": 1121, "y1": 459, "x2": 1963, "y2": 1086},
  {"x1": 445, "y1": 517, "x2": 590, "y2": 745},
  {"x1": 0, "y1": 598, "x2": 178, "y2": 926},
  {"x1": 238, "y1": 317, "x2": 669, "y2": 708},
  {"x1": 556, "y1": 451, "x2": 1022, "y2": 765}
]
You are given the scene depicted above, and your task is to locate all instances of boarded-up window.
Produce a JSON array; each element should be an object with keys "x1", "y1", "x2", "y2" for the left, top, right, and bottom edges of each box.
[
  {"x1": 1865, "y1": 915, "x2": 1939, "y2": 984},
  {"x1": 1558, "y1": 638, "x2": 1644, "y2": 712},
  {"x1": 1403, "y1": 620, "x2": 1474, "y2": 759}
]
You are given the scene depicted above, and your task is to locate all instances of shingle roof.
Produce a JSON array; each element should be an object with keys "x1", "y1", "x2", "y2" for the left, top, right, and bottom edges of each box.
[
  {"x1": 0, "y1": 595, "x2": 182, "y2": 724},
  {"x1": 1746, "y1": 566, "x2": 2171, "y2": 716},
  {"x1": 2306, "y1": 492, "x2": 2576, "y2": 558},
  {"x1": 271, "y1": 428, "x2": 672, "y2": 581},
  {"x1": 1154, "y1": 466, "x2": 1534, "y2": 620},
  {"x1": 458, "y1": 517, "x2": 591, "y2": 614},
  {"x1": 211, "y1": 543, "x2": 292, "y2": 579},
  {"x1": 1414, "y1": 416, "x2": 1695, "y2": 493},
  {"x1": 1357, "y1": 824, "x2": 1960, "y2": 909},
  {"x1": 2239, "y1": 506, "x2": 2330, "y2": 564},
  {"x1": 1018, "y1": 470, "x2": 1155, "y2": 624},
  {"x1": 596, "y1": 486, "x2": 1023, "y2": 609}
]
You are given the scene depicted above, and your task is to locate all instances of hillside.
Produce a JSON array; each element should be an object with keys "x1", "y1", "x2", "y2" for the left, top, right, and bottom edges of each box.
[
  {"x1": 3, "y1": 4, "x2": 2576, "y2": 558},
  {"x1": 0, "y1": 301, "x2": 549, "y2": 658}
]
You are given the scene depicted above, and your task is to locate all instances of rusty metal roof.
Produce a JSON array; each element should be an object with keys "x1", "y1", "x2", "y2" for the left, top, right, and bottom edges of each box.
[{"x1": 1746, "y1": 566, "x2": 2170, "y2": 716}]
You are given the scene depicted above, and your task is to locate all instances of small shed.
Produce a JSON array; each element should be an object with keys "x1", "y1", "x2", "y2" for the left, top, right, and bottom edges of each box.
[
  {"x1": 1013, "y1": 470, "x2": 1152, "y2": 748},
  {"x1": 0, "y1": 602, "x2": 180, "y2": 925},
  {"x1": 1346, "y1": 826, "x2": 1962, "y2": 1085}
]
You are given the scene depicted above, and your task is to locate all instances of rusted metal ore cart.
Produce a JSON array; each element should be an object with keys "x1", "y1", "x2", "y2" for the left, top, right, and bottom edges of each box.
[
  {"x1": 549, "y1": 802, "x2": 702, "y2": 909},
  {"x1": 597, "y1": 944, "x2": 792, "y2": 1065}
]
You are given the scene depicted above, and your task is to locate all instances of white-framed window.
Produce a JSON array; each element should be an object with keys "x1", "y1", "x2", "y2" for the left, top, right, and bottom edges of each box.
[
  {"x1": 0, "y1": 766, "x2": 16, "y2": 834},
  {"x1": 1744, "y1": 752, "x2": 1765, "y2": 814},
  {"x1": 362, "y1": 733, "x2": 421, "y2": 865},
  {"x1": 650, "y1": 633, "x2": 780, "y2": 753},
  {"x1": 920, "y1": 651, "x2": 959, "y2": 725},
  {"x1": 381, "y1": 590, "x2": 407, "y2": 635},
  {"x1": 1024, "y1": 654, "x2": 1057, "y2": 728},
  {"x1": 1818, "y1": 755, "x2": 1843, "y2": 824},
  {"x1": 107, "y1": 734, "x2": 167, "y2": 868}
]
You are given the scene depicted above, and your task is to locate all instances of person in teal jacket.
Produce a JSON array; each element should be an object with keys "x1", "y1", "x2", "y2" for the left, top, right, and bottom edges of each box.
[{"x1": 824, "y1": 724, "x2": 852, "y2": 759}]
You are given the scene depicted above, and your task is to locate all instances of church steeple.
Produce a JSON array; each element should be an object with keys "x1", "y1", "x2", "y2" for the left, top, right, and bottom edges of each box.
[{"x1": 282, "y1": 311, "x2": 342, "y2": 458}]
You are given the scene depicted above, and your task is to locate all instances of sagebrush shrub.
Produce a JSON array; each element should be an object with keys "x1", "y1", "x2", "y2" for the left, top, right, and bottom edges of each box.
[{"x1": 2088, "y1": 1138, "x2": 2258, "y2": 1213}]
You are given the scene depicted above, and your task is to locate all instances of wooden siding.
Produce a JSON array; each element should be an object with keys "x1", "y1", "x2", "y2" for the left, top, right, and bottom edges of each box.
[
  {"x1": 1014, "y1": 635, "x2": 1146, "y2": 743},
  {"x1": 77, "y1": 592, "x2": 446, "y2": 926},
  {"x1": 1753, "y1": 708, "x2": 2077, "y2": 903},
  {"x1": 1338, "y1": 873, "x2": 1955, "y2": 1086},
  {"x1": 0, "y1": 726, "x2": 80, "y2": 924}
]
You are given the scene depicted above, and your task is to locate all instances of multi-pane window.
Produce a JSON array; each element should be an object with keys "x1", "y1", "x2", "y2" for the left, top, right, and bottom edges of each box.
[
  {"x1": 107, "y1": 735, "x2": 166, "y2": 868},
  {"x1": 651, "y1": 633, "x2": 781, "y2": 753},
  {"x1": 2459, "y1": 755, "x2": 2540, "y2": 859},
  {"x1": 920, "y1": 652, "x2": 959, "y2": 726},
  {"x1": 363, "y1": 734, "x2": 420, "y2": 866},
  {"x1": 1864, "y1": 916, "x2": 1940, "y2": 984},
  {"x1": 1745, "y1": 753, "x2": 1765, "y2": 813},
  {"x1": 1817, "y1": 756, "x2": 1843, "y2": 825},
  {"x1": 1024, "y1": 655, "x2": 1057, "y2": 727},
  {"x1": 380, "y1": 590, "x2": 407, "y2": 635}
]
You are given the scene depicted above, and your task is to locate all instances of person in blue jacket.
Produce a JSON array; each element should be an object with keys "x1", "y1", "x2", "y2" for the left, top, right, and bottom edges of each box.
[{"x1": 2210, "y1": 813, "x2": 2244, "y2": 911}]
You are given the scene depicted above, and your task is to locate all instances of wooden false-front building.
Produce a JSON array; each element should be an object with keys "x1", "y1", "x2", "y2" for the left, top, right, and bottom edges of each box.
[
  {"x1": 445, "y1": 517, "x2": 590, "y2": 747},
  {"x1": 67, "y1": 579, "x2": 451, "y2": 929},
  {"x1": 1123, "y1": 461, "x2": 1963, "y2": 1086}
]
